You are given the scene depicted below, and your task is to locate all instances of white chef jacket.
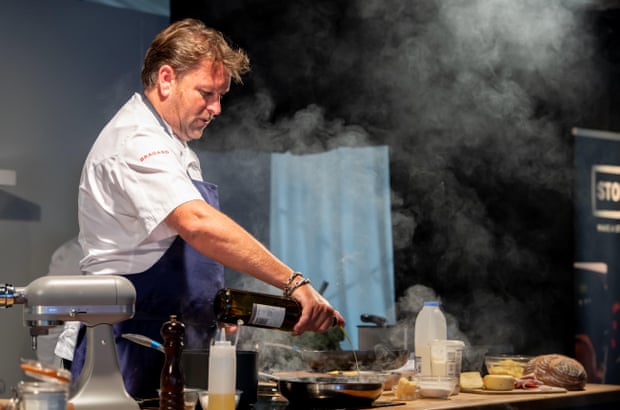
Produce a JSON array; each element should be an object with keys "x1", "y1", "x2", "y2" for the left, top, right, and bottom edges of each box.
[{"x1": 78, "y1": 93, "x2": 205, "y2": 275}]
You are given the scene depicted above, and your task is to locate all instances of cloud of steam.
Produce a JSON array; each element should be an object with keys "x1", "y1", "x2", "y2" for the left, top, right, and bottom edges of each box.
[
  {"x1": 356, "y1": 0, "x2": 602, "y2": 356},
  {"x1": 194, "y1": 0, "x2": 606, "y2": 358}
]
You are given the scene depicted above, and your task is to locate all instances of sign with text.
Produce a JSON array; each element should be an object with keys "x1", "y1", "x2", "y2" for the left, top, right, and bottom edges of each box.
[{"x1": 574, "y1": 127, "x2": 620, "y2": 384}]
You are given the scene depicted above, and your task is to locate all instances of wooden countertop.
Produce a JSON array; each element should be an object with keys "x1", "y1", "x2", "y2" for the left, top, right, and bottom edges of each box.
[
  {"x1": 269, "y1": 372, "x2": 620, "y2": 409},
  {"x1": 376, "y1": 383, "x2": 620, "y2": 409},
  {"x1": 2, "y1": 383, "x2": 619, "y2": 410}
]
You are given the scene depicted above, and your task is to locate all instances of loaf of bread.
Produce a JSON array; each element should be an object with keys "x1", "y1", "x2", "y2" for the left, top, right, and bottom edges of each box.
[{"x1": 523, "y1": 354, "x2": 587, "y2": 390}]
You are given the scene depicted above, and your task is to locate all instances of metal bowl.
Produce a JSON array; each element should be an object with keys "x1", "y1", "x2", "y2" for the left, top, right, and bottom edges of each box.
[{"x1": 299, "y1": 350, "x2": 409, "y2": 372}]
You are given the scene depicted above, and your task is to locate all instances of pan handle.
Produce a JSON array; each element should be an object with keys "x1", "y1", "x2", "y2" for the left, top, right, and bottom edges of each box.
[
  {"x1": 258, "y1": 371, "x2": 280, "y2": 381},
  {"x1": 360, "y1": 314, "x2": 387, "y2": 327}
]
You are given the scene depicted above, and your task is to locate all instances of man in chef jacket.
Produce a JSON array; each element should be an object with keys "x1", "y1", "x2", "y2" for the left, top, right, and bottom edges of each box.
[{"x1": 72, "y1": 18, "x2": 344, "y2": 399}]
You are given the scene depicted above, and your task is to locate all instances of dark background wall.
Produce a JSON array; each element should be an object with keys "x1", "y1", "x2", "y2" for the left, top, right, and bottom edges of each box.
[
  {"x1": 0, "y1": 0, "x2": 169, "y2": 395},
  {"x1": 170, "y1": 0, "x2": 620, "y2": 363}
]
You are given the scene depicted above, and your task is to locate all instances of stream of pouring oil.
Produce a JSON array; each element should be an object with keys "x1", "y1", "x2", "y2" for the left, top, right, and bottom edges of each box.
[{"x1": 340, "y1": 326, "x2": 361, "y2": 374}]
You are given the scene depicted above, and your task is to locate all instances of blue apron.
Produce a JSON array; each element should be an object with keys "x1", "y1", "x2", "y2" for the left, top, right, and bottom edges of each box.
[{"x1": 71, "y1": 180, "x2": 224, "y2": 399}]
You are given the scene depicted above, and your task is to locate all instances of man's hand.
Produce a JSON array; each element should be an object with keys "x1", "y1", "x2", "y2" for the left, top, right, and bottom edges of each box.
[{"x1": 290, "y1": 284, "x2": 345, "y2": 336}]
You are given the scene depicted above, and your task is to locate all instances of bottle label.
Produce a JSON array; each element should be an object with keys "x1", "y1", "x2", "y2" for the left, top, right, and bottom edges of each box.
[{"x1": 249, "y1": 303, "x2": 286, "y2": 328}]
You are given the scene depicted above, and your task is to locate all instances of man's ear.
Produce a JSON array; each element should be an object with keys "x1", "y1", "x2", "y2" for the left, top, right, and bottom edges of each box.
[{"x1": 158, "y1": 65, "x2": 175, "y2": 97}]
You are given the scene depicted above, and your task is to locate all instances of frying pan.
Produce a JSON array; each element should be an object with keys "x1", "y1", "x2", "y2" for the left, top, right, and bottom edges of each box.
[
  {"x1": 299, "y1": 349, "x2": 409, "y2": 372},
  {"x1": 273, "y1": 374, "x2": 384, "y2": 408}
]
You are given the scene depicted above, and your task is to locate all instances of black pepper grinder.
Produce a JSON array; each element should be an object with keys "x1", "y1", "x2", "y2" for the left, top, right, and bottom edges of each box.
[{"x1": 159, "y1": 315, "x2": 185, "y2": 410}]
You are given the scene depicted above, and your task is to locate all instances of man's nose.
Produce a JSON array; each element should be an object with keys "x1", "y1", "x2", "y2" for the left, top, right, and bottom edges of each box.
[{"x1": 207, "y1": 97, "x2": 222, "y2": 116}]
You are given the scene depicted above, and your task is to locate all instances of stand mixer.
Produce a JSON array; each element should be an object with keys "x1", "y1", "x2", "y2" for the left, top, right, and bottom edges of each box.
[{"x1": 1, "y1": 275, "x2": 140, "y2": 410}]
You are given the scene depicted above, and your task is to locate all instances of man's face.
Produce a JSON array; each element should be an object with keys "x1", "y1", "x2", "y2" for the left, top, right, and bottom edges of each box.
[{"x1": 167, "y1": 59, "x2": 231, "y2": 142}]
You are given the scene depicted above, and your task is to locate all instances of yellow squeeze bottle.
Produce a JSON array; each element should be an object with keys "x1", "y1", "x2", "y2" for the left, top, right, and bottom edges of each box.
[{"x1": 207, "y1": 329, "x2": 236, "y2": 410}]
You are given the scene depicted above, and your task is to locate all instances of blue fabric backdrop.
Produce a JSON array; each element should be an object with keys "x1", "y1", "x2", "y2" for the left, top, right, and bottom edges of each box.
[{"x1": 269, "y1": 146, "x2": 395, "y2": 349}]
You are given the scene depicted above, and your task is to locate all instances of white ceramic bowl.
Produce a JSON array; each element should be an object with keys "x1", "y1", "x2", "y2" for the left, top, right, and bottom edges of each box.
[{"x1": 417, "y1": 376, "x2": 458, "y2": 399}]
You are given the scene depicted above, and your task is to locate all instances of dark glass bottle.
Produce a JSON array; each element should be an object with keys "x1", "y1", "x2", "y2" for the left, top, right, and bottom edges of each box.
[
  {"x1": 213, "y1": 288, "x2": 302, "y2": 331},
  {"x1": 159, "y1": 315, "x2": 185, "y2": 410}
]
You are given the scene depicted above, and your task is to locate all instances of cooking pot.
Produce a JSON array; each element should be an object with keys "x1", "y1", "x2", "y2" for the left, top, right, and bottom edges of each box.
[
  {"x1": 299, "y1": 349, "x2": 409, "y2": 372},
  {"x1": 274, "y1": 375, "x2": 384, "y2": 408},
  {"x1": 358, "y1": 314, "x2": 409, "y2": 352},
  {"x1": 260, "y1": 341, "x2": 409, "y2": 372}
]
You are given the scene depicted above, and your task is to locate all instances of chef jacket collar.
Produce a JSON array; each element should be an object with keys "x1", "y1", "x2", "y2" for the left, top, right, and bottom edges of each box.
[{"x1": 140, "y1": 93, "x2": 184, "y2": 147}]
